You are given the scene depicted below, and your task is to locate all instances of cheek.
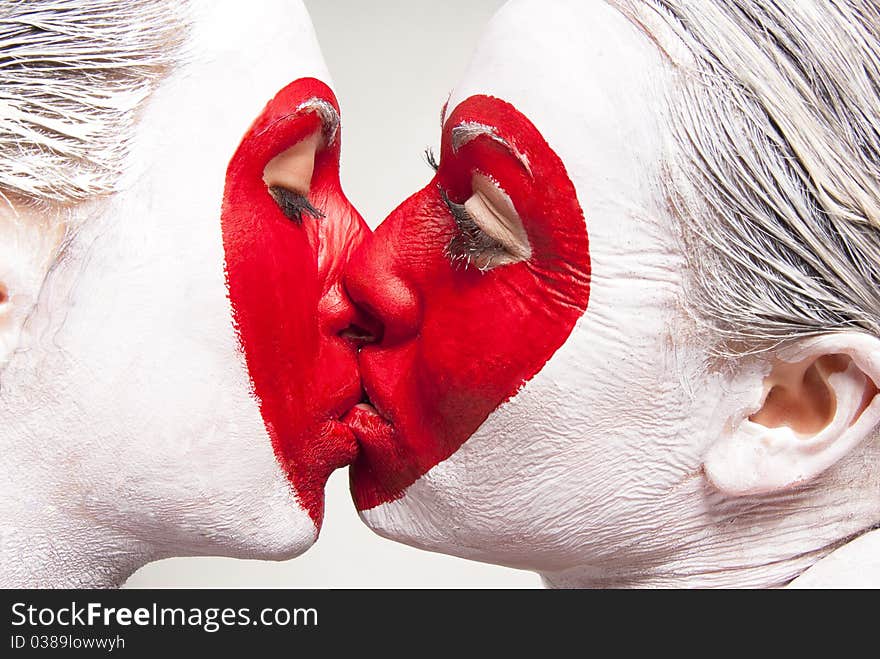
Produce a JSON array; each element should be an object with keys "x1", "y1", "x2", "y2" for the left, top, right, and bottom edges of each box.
[
  {"x1": 419, "y1": 265, "x2": 576, "y2": 417},
  {"x1": 221, "y1": 171, "x2": 347, "y2": 528},
  {"x1": 222, "y1": 176, "x2": 321, "y2": 430},
  {"x1": 353, "y1": 187, "x2": 589, "y2": 509}
]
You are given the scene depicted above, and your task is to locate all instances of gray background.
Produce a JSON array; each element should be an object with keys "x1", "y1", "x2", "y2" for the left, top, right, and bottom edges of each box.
[{"x1": 125, "y1": 0, "x2": 539, "y2": 588}]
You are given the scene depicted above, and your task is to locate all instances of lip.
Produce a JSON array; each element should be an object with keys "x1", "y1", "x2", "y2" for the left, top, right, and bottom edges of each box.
[
  {"x1": 342, "y1": 402, "x2": 394, "y2": 451},
  {"x1": 296, "y1": 373, "x2": 364, "y2": 470},
  {"x1": 310, "y1": 416, "x2": 360, "y2": 473},
  {"x1": 344, "y1": 371, "x2": 418, "y2": 508}
]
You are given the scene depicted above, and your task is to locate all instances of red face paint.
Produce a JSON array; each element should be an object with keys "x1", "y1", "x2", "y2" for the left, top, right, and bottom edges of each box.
[
  {"x1": 221, "y1": 78, "x2": 368, "y2": 527},
  {"x1": 344, "y1": 95, "x2": 590, "y2": 510}
]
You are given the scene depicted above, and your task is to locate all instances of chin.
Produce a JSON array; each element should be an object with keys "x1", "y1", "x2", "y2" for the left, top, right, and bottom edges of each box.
[
  {"x1": 154, "y1": 463, "x2": 321, "y2": 562},
  {"x1": 233, "y1": 478, "x2": 324, "y2": 562},
  {"x1": 227, "y1": 528, "x2": 318, "y2": 563},
  {"x1": 357, "y1": 495, "x2": 541, "y2": 572}
]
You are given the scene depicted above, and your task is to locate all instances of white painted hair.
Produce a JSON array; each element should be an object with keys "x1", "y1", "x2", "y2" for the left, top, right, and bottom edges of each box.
[
  {"x1": 0, "y1": 0, "x2": 188, "y2": 207},
  {"x1": 620, "y1": 0, "x2": 880, "y2": 355}
]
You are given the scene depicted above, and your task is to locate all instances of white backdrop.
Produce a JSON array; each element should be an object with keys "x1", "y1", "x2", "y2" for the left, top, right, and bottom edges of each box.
[{"x1": 125, "y1": 0, "x2": 539, "y2": 588}]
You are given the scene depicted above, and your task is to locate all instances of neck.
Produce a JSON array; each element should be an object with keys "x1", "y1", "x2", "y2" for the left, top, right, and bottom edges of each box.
[
  {"x1": 541, "y1": 455, "x2": 880, "y2": 588},
  {"x1": 0, "y1": 486, "x2": 152, "y2": 588},
  {"x1": 786, "y1": 528, "x2": 880, "y2": 588},
  {"x1": 1, "y1": 336, "x2": 154, "y2": 588},
  {"x1": 541, "y1": 508, "x2": 880, "y2": 588},
  {"x1": 540, "y1": 534, "x2": 868, "y2": 588}
]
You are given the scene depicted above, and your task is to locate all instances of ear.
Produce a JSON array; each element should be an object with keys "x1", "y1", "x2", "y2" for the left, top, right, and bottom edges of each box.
[
  {"x1": 705, "y1": 332, "x2": 880, "y2": 496},
  {"x1": 0, "y1": 209, "x2": 65, "y2": 368}
]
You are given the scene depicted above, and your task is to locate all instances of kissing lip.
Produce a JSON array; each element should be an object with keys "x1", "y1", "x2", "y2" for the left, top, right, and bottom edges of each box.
[
  {"x1": 343, "y1": 378, "x2": 417, "y2": 510},
  {"x1": 354, "y1": 385, "x2": 389, "y2": 420},
  {"x1": 341, "y1": 389, "x2": 394, "y2": 450}
]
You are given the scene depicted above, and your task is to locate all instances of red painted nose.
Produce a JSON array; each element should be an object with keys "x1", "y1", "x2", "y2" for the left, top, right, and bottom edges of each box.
[{"x1": 343, "y1": 229, "x2": 422, "y2": 348}]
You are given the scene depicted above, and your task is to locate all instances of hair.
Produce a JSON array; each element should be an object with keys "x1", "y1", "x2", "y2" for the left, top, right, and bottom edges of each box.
[
  {"x1": 0, "y1": 0, "x2": 188, "y2": 208},
  {"x1": 618, "y1": 0, "x2": 880, "y2": 356}
]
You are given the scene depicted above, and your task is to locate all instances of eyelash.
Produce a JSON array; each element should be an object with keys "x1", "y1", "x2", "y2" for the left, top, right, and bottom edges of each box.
[
  {"x1": 268, "y1": 186, "x2": 324, "y2": 224},
  {"x1": 424, "y1": 146, "x2": 439, "y2": 173},
  {"x1": 425, "y1": 146, "x2": 514, "y2": 272},
  {"x1": 439, "y1": 185, "x2": 507, "y2": 272}
]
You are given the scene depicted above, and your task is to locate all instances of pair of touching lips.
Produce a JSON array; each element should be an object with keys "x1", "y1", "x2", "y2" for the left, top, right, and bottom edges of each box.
[{"x1": 222, "y1": 80, "x2": 589, "y2": 526}]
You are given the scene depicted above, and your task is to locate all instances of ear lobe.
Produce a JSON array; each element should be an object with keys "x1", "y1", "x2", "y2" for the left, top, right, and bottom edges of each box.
[{"x1": 705, "y1": 333, "x2": 880, "y2": 496}]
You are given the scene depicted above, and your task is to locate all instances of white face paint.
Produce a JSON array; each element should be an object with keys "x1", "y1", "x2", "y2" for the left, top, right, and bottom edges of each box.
[
  {"x1": 0, "y1": 0, "x2": 361, "y2": 587},
  {"x1": 356, "y1": 0, "x2": 801, "y2": 586}
]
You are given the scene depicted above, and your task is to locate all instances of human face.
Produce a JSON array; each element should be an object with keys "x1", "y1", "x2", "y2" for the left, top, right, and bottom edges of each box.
[
  {"x1": 25, "y1": 0, "x2": 366, "y2": 559},
  {"x1": 344, "y1": 0, "x2": 762, "y2": 575}
]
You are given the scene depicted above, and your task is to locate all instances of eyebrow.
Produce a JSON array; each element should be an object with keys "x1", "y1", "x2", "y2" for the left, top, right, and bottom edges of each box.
[
  {"x1": 450, "y1": 121, "x2": 532, "y2": 178},
  {"x1": 259, "y1": 97, "x2": 340, "y2": 146},
  {"x1": 296, "y1": 97, "x2": 340, "y2": 147}
]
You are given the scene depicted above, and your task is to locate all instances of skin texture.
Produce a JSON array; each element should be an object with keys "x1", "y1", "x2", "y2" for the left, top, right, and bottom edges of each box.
[
  {"x1": 0, "y1": 0, "x2": 365, "y2": 587},
  {"x1": 346, "y1": 0, "x2": 880, "y2": 587}
]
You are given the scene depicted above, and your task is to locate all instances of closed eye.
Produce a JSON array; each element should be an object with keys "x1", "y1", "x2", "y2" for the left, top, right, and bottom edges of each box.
[
  {"x1": 264, "y1": 130, "x2": 325, "y2": 224},
  {"x1": 440, "y1": 172, "x2": 531, "y2": 272}
]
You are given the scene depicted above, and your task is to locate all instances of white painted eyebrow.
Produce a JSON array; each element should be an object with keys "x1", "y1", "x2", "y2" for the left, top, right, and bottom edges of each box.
[
  {"x1": 259, "y1": 97, "x2": 340, "y2": 147},
  {"x1": 296, "y1": 98, "x2": 340, "y2": 147},
  {"x1": 450, "y1": 121, "x2": 532, "y2": 177}
]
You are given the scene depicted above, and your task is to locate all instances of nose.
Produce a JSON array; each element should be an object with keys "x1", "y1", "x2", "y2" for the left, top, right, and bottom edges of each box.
[{"x1": 343, "y1": 231, "x2": 422, "y2": 348}]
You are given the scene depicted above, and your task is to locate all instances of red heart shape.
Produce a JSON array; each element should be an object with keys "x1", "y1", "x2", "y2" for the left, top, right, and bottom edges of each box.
[{"x1": 345, "y1": 95, "x2": 591, "y2": 510}]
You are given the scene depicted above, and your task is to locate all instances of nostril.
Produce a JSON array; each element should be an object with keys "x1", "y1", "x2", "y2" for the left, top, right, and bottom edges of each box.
[
  {"x1": 340, "y1": 275, "x2": 385, "y2": 347},
  {"x1": 340, "y1": 321, "x2": 382, "y2": 347},
  {"x1": 345, "y1": 272, "x2": 421, "y2": 346},
  {"x1": 339, "y1": 296, "x2": 385, "y2": 345}
]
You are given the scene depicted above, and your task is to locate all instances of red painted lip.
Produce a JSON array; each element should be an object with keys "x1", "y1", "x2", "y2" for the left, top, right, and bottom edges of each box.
[
  {"x1": 221, "y1": 78, "x2": 369, "y2": 528},
  {"x1": 342, "y1": 402, "x2": 408, "y2": 498},
  {"x1": 342, "y1": 404, "x2": 393, "y2": 449}
]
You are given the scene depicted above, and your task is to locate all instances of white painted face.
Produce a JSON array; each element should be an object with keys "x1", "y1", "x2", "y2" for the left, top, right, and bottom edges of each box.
[
  {"x1": 346, "y1": 0, "x2": 772, "y2": 582},
  {"x1": 1, "y1": 0, "x2": 367, "y2": 574}
]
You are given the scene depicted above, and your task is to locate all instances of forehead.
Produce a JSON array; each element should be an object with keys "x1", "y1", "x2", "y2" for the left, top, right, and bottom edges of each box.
[
  {"x1": 188, "y1": 0, "x2": 330, "y2": 93},
  {"x1": 446, "y1": 0, "x2": 672, "y2": 210},
  {"x1": 130, "y1": 0, "x2": 331, "y2": 201}
]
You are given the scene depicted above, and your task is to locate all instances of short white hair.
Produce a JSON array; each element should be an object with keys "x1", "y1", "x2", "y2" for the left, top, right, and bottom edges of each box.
[
  {"x1": 0, "y1": 0, "x2": 188, "y2": 207},
  {"x1": 620, "y1": 0, "x2": 880, "y2": 355}
]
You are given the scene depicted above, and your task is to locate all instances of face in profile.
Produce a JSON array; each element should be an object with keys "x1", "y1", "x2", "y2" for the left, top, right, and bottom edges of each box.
[
  {"x1": 344, "y1": 0, "x2": 674, "y2": 574},
  {"x1": 344, "y1": 0, "x2": 880, "y2": 587},
  {"x1": 0, "y1": 0, "x2": 366, "y2": 585}
]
